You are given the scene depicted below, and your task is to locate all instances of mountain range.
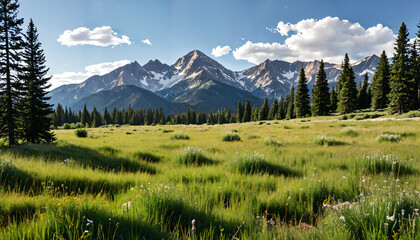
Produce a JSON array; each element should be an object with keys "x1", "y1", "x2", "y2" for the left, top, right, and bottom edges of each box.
[{"x1": 49, "y1": 50, "x2": 380, "y2": 113}]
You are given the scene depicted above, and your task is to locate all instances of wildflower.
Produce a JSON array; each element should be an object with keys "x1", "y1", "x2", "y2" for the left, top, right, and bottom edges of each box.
[
  {"x1": 339, "y1": 216, "x2": 345, "y2": 221},
  {"x1": 386, "y1": 215, "x2": 395, "y2": 221},
  {"x1": 84, "y1": 230, "x2": 89, "y2": 233},
  {"x1": 342, "y1": 176, "x2": 346, "y2": 179}
]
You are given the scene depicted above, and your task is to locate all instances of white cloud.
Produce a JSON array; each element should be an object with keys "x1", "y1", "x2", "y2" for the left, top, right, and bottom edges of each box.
[
  {"x1": 211, "y1": 45, "x2": 232, "y2": 57},
  {"x1": 142, "y1": 39, "x2": 152, "y2": 46},
  {"x1": 57, "y1": 26, "x2": 132, "y2": 47},
  {"x1": 234, "y1": 17, "x2": 396, "y2": 64},
  {"x1": 51, "y1": 60, "x2": 131, "y2": 89}
]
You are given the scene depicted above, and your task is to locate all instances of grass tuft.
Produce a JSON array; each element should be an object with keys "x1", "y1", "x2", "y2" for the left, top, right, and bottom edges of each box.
[
  {"x1": 132, "y1": 151, "x2": 161, "y2": 163},
  {"x1": 177, "y1": 147, "x2": 213, "y2": 166},
  {"x1": 314, "y1": 136, "x2": 346, "y2": 146},
  {"x1": 171, "y1": 133, "x2": 190, "y2": 140},
  {"x1": 340, "y1": 127, "x2": 358, "y2": 137},
  {"x1": 232, "y1": 152, "x2": 299, "y2": 176},
  {"x1": 359, "y1": 153, "x2": 417, "y2": 175},
  {"x1": 221, "y1": 132, "x2": 241, "y2": 142}
]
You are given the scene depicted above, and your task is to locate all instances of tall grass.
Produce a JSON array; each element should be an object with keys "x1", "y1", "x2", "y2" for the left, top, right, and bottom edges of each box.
[
  {"x1": 221, "y1": 132, "x2": 241, "y2": 142},
  {"x1": 314, "y1": 136, "x2": 346, "y2": 146},
  {"x1": 232, "y1": 153, "x2": 300, "y2": 177},
  {"x1": 177, "y1": 147, "x2": 214, "y2": 166},
  {"x1": 358, "y1": 153, "x2": 417, "y2": 175}
]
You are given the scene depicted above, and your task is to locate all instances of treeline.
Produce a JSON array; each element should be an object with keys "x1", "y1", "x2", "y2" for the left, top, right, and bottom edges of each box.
[
  {"x1": 54, "y1": 22, "x2": 420, "y2": 128},
  {"x1": 0, "y1": 0, "x2": 54, "y2": 145}
]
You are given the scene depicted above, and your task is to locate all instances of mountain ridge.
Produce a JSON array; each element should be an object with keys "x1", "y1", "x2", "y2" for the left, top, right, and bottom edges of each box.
[{"x1": 49, "y1": 50, "x2": 381, "y2": 112}]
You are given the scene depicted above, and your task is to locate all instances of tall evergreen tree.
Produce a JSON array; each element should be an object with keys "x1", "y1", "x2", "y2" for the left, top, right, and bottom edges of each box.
[
  {"x1": 371, "y1": 51, "x2": 391, "y2": 110},
  {"x1": 0, "y1": 0, "x2": 23, "y2": 145},
  {"x1": 337, "y1": 54, "x2": 357, "y2": 114},
  {"x1": 258, "y1": 97, "x2": 269, "y2": 121},
  {"x1": 286, "y1": 86, "x2": 295, "y2": 119},
  {"x1": 357, "y1": 73, "x2": 369, "y2": 109},
  {"x1": 294, "y1": 68, "x2": 311, "y2": 118},
  {"x1": 278, "y1": 96, "x2": 286, "y2": 119},
  {"x1": 242, "y1": 99, "x2": 251, "y2": 122},
  {"x1": 311, "y1": 60, "x2": 330, "y2": 116},
  {"x1": 388, "y1": 22, "x2": 411, "y2": 114},
  {"x1": 237, "y1": 101, "x2": 244, "y2": 123},
  {"x1": 90, "y1": 107, "x2": 102, "y2": 127},
  {"x1": 81, "y1": 105, "x2": 90, "y2": 126},
  {"x1": 268, "y1": 99, "x2": 278, "y2": 120},
  {"x1": 408, "y1": 39, "x2": 420, "y2": 109},
  {"x1": 329, "y1": 87, "x2": 337, "y2": 112},
  {"x1": 19, "y1": 19, "x2": 54, "y2": 143},
  {"x1": 103, "y1": 107, "x2": 111, "y2": 125}
]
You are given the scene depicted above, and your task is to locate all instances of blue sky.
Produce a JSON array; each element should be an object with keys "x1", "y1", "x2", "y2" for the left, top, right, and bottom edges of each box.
[{"x1": 19, "y1": 0, "x2": 420, "y2": 88}]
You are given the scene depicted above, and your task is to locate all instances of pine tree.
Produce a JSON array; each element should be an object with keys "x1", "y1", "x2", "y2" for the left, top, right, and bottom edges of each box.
[
  {"x1": 286, "y1": 85, "x2": 295, "y2": 119},
  {"x1": 371, "y1": 51, "x2": 391, "y2": 110},
  {"x1": 268, "y1": 99, "x2": 278, "y2": 120},
  {"x1": 103, "y1": 107, "x2": 111, "y2": 125},
  {"x1": 90, "y1": 107, "x2": 102, "y2": 127},
  {"x1": 357, "y1": 73, "x2": 369, "y2": 109},
  {"x1": 145, "y1": 107, "x2": 153, "y2": 125},
  {"x1": 278, "y1": 96, "x2": 286, "y2": 119},
  {"x1": 237, "y1": 101, "x2": 244, "y2": 123},
  {"x1": 258, "y1": 97, "x2": 269, "y2": 121},
  {"x1": 0, "y1": 0, "x2": 24, "y2": 145},
  {"x1": 19, "y1": 19, "x2": 55, "y2": 143},
  {"x1": 388, "y1": 22, "x2": 411, "y2": 114},
  {"x1": 311, "y1": 60, "x2": 330, "y2": 116},
  {"x1": 81, "y1": 105, "x2": 90, "y2": 126},
  {"x1": 330, "y1": 86, "x2": 338, "y2": 112},
  {"x1": 242, "y1": 99, "x2": 251, "y2": 122},
  {"x1": 337, "y1": 54, "x2": 357, "y2": 114},
  {"x1": 409, "y1": 39, "x2": 419, "y2": 109},
  {"x1": 294, "y1": 68, "x2": 311, "y2": 118}
]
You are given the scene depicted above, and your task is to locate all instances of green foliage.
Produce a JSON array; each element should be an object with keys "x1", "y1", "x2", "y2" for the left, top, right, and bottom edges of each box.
[
  {"x1": 376, "y1": 133, "x2": 402, "y2": 143},
  {"x1": 294, "y1": 68, "x2": 311, "y2": 118},
  {"x1": 259, "y1": 98, "x2": 269, "y2": 121},
  {"x1": 176, "y1": 147, "x2": 213, "y2": 166},
  {"x1": 337, "y1": 54, "x2": 357, "y2": 114},
  {"x1": 358, "y1": 154, "x2": 417, "y2": 175},
  {"x1": 264, "y1": 137, "x2": 281, "y2": 146},
  {"x1": 312, "y1": 60, "x2": 330, "y2": 116},
  {"x1": 371, "y1": 51, "x2": 391, "y2": 110},
  {"x1": 221, "y1": 132, "x2": 241, "y2": 142},
  {"x1": 314, "y1": 136, "x2": 346, "y2": 146},
  {"x1": 388, "y1": 23, "x2": 412, "y2": 114},
  {"x1": 286, "y1": 85, "x2": 295, "y2": 119},
  {"x1": 171, "y1": 133, "x2": 190, "y2": 140},
  {"x1": 133, "y1": 151, "x2": 161, "y2": 163},
  {"x1": 74, "y1": 129, "x2": 88, "y2": 138},
  {"x1": 232, "y1": 153, "x2": 300, "y2": 176},
  {"x1": 340, "y1": 128, "x2": 358, "y2": 137}
]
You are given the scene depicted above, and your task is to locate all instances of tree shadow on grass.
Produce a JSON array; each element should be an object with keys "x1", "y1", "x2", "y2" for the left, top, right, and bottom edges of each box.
[{"x1": 3, "y1": 143, "x2": 156, "y2": 174}]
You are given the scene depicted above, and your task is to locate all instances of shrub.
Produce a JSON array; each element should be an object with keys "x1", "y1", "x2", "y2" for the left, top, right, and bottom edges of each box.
[
  {"x1": 162, "y1": 129, "x2": 174, "y2": 133},
  {"x1": 376, "y1": 134, "x2": 401, "y2": 143},
  {"x1": 264, "y1": 137, "x2": 281, "y2": 147},
  {"x1": 339, "y1": 115, "x2": 348, "y2": 120},
  {"x1": 171, "y1": 133, "x2": 190, "y2": 140},
  {"x1": 74, "y1": 129, "x2": 88, "y2": 138},
  {"x1": 177, "y1": 147, "x2": 213, "y2": 166},
  {"x1": 232, "y1": 152, "x2": 299, "y2": 176},
  {"x1": 222, "y1": 132, "x2": 241, "y2": 142},
  {"x1": 359, "y1": 153, "x2": 417, "y2": 175},
  {"x1": 283, "y1": 125, "x2": 291, "y2": 129},
  {"x1": 314, "y1": 136, "x2": 346, "y2": 146},
  {"x1": 63, "y1": 123, "x2": 71, "y2": 129},
  {"x1": 133, "y1": 151, "x2": 161, "y2": 163},
  {"x1": 340, "y1": 128, "x2": 358, "y2": 137},
  {"x1": 299, "y1": 125, "x2": 309, "y2": 129}
]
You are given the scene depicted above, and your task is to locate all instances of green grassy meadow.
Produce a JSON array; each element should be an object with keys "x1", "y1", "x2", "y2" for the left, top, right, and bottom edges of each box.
[{"x1": 1, "y1": 116, "x2": 420, "y2": 239}]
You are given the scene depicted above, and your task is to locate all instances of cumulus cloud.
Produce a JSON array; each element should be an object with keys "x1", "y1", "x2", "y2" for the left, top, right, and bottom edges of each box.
[
  {"x1": 51, "y1": 60, "x2": 131, "y2": 89},
  {"x1": 57, "y1": 26, "x2": 132, "y2": 47},
  {"x1": 142, "y1": 39, "x2": 152, "y2": 46},
  {"x1": 211, "y1": 45, "x2": 232, "y2": 57},
  {"x1": 234, "y1": 17, "x2": 396, "y2": 64}
]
